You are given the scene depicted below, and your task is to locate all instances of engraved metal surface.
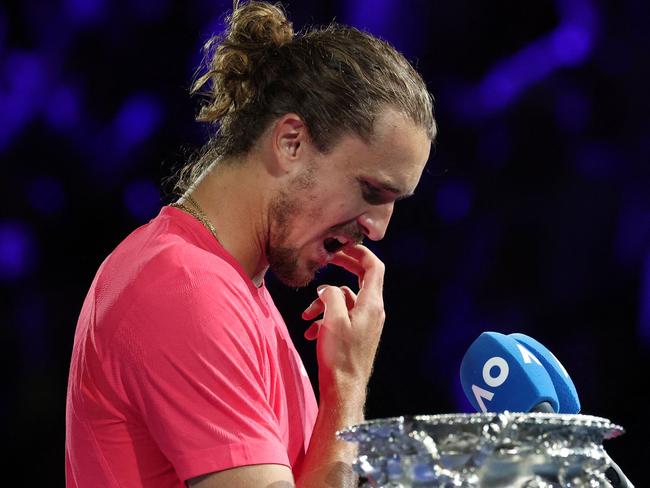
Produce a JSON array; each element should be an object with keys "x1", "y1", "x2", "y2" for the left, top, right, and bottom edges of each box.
[{"x1": 337, "y1": 413, "x2": 624, "y2": 487}]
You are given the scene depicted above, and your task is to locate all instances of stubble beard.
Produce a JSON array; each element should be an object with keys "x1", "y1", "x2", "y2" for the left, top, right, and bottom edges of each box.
[
  {"x1": 267, "y1": 166, "x2": 320, "y2": 288},
  {"x1": 268, "y1": 244, "x2": 319, "y2": 288}
]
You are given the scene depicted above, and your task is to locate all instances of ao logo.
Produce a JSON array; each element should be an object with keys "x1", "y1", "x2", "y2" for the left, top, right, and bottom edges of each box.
[{"x1": 471, "y1": 344, "x2": 541, "y2": 413}]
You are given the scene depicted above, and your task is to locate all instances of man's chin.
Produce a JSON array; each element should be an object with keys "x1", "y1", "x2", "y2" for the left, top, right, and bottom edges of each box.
[
  {"x1": 277, "y1": 276, "x2": 311, "y2": 288},
  {"x1": 272, "y1": 261, "x2": 323, "y2": 288}
]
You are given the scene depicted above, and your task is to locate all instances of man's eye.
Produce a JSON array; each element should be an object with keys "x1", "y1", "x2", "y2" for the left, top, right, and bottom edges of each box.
[{"x1": 361, "y1": 182, "x2": 386, "y2": 205}]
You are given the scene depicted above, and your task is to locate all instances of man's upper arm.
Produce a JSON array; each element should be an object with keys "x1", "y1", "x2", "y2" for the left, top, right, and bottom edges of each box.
[
  {"x1": 187, "y1": 464, "x2": 295, "y2": 488},
  {"x1": 117, "y1": 264, "x2": 292, "y2": 480}
]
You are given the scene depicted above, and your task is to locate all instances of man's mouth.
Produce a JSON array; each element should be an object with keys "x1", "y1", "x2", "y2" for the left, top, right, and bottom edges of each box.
[
  {"x1": 323, "y1": 233, "x2": 363, "y2": 254},
  {"x1": 323, "y1": 236, "x2": 347, "y2": 254}
]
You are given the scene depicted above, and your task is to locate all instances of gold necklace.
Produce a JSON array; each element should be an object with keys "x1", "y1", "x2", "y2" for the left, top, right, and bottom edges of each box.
[{"x1": 171, "y1": 194, "x2": 219, "y2": 243}]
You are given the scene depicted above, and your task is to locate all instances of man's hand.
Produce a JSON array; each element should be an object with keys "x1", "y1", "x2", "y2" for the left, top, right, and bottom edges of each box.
[
  {"x1": 294, "y1": 244, "x2": 386, "y2": 487},
  {"x1": 184, "y1": 245, "x2": 385, "y2": 488},
  {"x1": 301, "y1": 244, "x2": 386, "y2": 404}
]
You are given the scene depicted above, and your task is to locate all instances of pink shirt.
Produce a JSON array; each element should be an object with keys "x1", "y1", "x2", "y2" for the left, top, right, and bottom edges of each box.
[{"x1": 65, "y1": 206, "x2": 318, "y2": 487}]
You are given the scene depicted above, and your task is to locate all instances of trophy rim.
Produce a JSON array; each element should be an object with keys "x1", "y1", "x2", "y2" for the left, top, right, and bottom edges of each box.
[{"x1": 337, "y1": 412, "x2": 625, "y2": 441}]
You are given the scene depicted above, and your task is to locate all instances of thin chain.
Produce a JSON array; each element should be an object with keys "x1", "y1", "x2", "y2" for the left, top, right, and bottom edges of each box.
[{"x1": 170, "y1": 194, "x2": 219, "y2": 243}]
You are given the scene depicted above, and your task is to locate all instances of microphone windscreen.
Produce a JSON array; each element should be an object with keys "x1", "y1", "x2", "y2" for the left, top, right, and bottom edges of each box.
[
  {"x1": 509, "y1": 333, "x2": 580, "y2": 414},
  {"x1": 460, "y1": 331, "x2": 559, "y2": 413}
]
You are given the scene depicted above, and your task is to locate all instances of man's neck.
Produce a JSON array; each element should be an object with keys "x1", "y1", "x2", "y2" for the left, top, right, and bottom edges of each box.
[{"x1": 188, "y1": 159, "x2": 270, "y2": 287}]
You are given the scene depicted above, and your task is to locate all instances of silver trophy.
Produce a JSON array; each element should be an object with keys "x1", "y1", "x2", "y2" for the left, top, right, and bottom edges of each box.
[{"x1": 337, "y1": 412, "x2": 628, "y2": 487}]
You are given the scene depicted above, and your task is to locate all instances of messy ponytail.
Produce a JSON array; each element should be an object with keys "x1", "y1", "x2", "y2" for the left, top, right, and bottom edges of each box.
[{"x1": 175, "y1": 0, "x2": 435, "y2": 194}]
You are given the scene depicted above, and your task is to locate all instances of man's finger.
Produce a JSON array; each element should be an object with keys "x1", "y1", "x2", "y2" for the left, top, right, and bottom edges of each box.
[
  {"x1": 330, "y1": 252, "x2": 365, "y2": 280},
  {"x1": 318, "y1": 285, "x2": 350, "y2": 326},
  {"x1": 339, "y1": 245, "x2": 384, "y2": 308},
  {"x1": 340, "y1": 286, "x2": 357, "y2": 310},
  {"x1": 303, "y1": 282, "x2": 358, "y2": 322},
  {"x1": 336, "y1": 243, "x2": 377, "y2": 263},
  {"x1": 304, "y1": 321, "x2": 321, "y2": 341},
  {"x1": 302, "y1": 297, "x2": 324, "y2": 320}
]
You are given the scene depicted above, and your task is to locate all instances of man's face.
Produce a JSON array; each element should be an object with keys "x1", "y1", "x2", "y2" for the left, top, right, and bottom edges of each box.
[{"x1": 267, "y1": 109, "x2": 432, "y2": 287}]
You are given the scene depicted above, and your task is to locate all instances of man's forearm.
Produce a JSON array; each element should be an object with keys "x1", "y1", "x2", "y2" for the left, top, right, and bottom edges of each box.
[
  {"x1": 297, "y1": 252, "x2": 386, "y2": 488},
  {"x1": 295, "y1": 385, "x2": 366, "y2": 488}
]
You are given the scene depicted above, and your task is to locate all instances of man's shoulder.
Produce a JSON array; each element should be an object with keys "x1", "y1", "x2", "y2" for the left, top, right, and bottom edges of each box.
[
  {"x1": 111, "y1": 213, "x2": 243, "y2": 286},
  {"x1": 144, "y1": 240, "x2": 253, "y2": 307},
  {"x1": 145, "y1": 233, "x2": 242, "y2": 286},
  {"x1": 93, "y1": 212, "x2": 254, "y2": 322},
  {"x1": 94, "y1": 219, "x2": 263, "y2": 348}
]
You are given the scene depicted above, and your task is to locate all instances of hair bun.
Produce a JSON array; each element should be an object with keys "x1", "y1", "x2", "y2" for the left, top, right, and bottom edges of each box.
[
  {"x1": 228, "y1": 1, "x2": 293, "y2": 48},
  {"x1": 192, "y1": 2, "x2": 293, "y2": 124}
]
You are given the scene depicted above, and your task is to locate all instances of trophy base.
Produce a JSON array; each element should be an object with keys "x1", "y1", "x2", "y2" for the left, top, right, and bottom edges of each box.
[{"x1": 337, "y1": 412, "x2": 624, "y2": 487}]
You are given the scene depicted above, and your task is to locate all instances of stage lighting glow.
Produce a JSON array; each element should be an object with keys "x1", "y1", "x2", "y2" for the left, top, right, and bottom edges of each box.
[
  {"x1": 0, "y1": 222, "x2": 36, "y2": 281},
  {"x1": 123, "y1": 179, "x2": 161, "y2": 222},
  {"x1": 64, "y1": 0, "x2": 106, "y2": 24},
  {"x1": 451, "y1": 0, "x2": 597, "y2": 122},
  {"x1": 45, "y1": 85, "x2": 81, "y2": 132},
  {"x1": 0, "y1": 51, "x2": 45, "y2": 151},
  {"x1": 113, "y1": 94, "x2": 162, "y2": 155},
  {"x1": 435, "y1": 180, "x2": 473, "y2": 223},
  {"x1": 342, "y1": 0, "x2": 423, "y2": 56},
  {"x1": 551, "y1": 24, "x2": 592, "y2": 64}
]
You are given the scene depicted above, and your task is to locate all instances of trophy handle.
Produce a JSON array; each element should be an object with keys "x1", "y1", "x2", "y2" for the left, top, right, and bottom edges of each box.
[{"x1": 604, "y1": 454, "x2": 634, "y2": 488}]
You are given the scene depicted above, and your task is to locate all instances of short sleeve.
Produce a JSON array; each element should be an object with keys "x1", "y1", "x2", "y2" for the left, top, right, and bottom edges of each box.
[{"x1": 114, "y1": 262, "x2": 289, "y2": 481}]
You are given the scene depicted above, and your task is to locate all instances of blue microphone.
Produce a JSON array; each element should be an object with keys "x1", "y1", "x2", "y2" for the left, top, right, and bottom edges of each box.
[
  {"x1": 460, "y1": 332, "x2": 633, "y2": 488},
  {"x1": 509, "y1": 332, "x2": 580, "y2": 414},
  {"x1": 459, "y1": 331, "x2": 559, "y2": 413}
]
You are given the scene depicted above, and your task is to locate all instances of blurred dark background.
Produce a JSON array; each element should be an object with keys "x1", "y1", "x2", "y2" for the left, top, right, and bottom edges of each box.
[{"x1": 1, "y1": 0, "x2": 649, "y2": 484}]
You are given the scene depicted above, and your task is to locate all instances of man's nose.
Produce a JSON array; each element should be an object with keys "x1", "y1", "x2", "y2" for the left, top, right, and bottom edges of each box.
[{"x1": 357, "y1": 203, "x2": 395, "y2": 241}]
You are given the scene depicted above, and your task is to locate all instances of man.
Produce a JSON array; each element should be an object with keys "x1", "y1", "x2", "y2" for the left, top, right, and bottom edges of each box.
[{"x1": 65, "y1": 2, "x2": 435, "y2": 487}]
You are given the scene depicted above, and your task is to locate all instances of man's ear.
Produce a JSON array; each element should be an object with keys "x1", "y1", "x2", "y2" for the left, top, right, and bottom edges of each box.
[{"x1": 271, "y1": 113, "x2": 311, "y2": 174}]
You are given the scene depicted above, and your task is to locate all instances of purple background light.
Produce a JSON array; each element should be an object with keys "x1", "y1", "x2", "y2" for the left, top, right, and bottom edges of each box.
[
  {"x1": 113, "y1": 94, "x2": 163, "y2": 156},
  {"x1": 435, "y1": 180, "x2": 473, "y2": 223},
  {"x1": 343, "y1": 0, "x2": 425, "y2": 56},
  {"x1": 0, "y1": 52, "x2": 46, "y2": 151},
  {"x1": 124, "y1": 179, "x2": 162, "y2": 221},
  {"x1": 551, "y1": 24, "x2": 592, "y2": 64},
  {"x1": 64, "y1": 0, "x2": 107, "y2": 25},
  {"x1": 451, "y1": 0, "x2": 598, "y2": 122},
  {"x1": 0, "y1": 222, "x2": 36, "y2": 281},
  {"x1": 45, "y1": 84, "x2": 82, "y2": 132}
]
